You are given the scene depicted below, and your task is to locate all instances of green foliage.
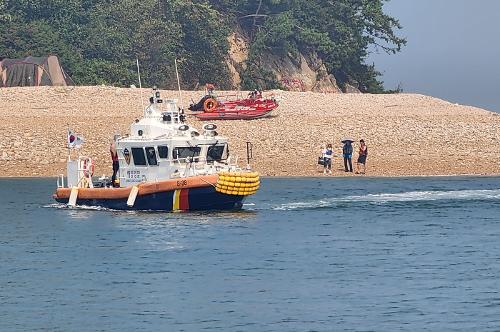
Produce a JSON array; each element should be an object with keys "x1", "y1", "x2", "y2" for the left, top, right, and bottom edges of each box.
[
  {"x1": 224, "y1": 0, "x2": 406, "y2": 92},
  {"x1": 171, "y1": 1, "x2": 231, "y2": 89},
  {"x1": 240, "y1": 57, "x2": 282, "y2": 90},
  {"x1": 0, "y1": 0, "x2": 11, "y2": 22},
  {"x1": 0, "y1": 0, "x2": 405, "y2": 92},
  {"x1": 80, "y1": 0, "x2": 181, "y2": 87}
]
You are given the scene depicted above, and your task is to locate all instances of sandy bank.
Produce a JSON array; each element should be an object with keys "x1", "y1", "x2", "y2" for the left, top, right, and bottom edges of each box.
[{"x1": 0, "y1": 86, "x2": 499, "y2": 178}]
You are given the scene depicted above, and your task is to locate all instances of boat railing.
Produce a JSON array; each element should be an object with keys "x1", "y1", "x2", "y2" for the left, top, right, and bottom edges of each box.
[
  {"x1": 181, "y1": 156, "x2": 210, "y2": 177},
  {"x1": 175, "y1": 155, "x2": 240, "y2": 177},
  {"x1": 226, "y1": 155, "x2": 238, "y2": 167},
  {"x1": 171, "y1": 153, "x2": 242, "y2": 176},
  {"x1": 216, "y1": 92, "x2": 244, "y2": 102},
  {"x1": 212, "y1": 156, "x2": 239, "y2": 172},
  {"x1": 145, "y1": 99, "x2": 184, "y2": 122}
]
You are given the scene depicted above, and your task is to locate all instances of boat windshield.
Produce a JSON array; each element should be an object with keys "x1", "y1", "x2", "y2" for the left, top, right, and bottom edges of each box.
[
  {"x1": 173, "y1": 147, "x2": 201, "y2": 161},
  {"x1": 207, "y1": 144, "x2": 227, "y2": 162},
  {"x1": 163, "y1": 101, "x2": 177, "y2": 113}
]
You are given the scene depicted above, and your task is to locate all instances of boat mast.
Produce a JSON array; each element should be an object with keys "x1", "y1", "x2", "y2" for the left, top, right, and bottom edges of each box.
[
  {"x1": 136, "y1": 58, "x2": 144, "y2": 111},
  {"x1": 174, "y1": 58, "x2": 183, "y2": 108}
]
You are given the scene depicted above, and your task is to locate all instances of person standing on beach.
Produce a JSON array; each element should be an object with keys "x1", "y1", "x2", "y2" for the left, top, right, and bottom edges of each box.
[
  {"x1": 110, "y1": 140, "x2": 119, "y2": 187},
  {"x1": 342, "y1": 140, "x2": 353, "y2": 172},
  {"x1": 355, "y1": 139, "x2": 368, "y2": 174},
  {"x1": 322, "y1": 144, "x2": 333, "y2": 174}
]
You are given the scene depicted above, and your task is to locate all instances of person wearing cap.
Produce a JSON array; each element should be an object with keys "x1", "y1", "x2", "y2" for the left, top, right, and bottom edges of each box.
[
  {"x1": 356, "y1": 139, "x2": 368, "y2": 174},
  {"x1": 342, "y1": 140, "x2": 353, "y2": 172}
]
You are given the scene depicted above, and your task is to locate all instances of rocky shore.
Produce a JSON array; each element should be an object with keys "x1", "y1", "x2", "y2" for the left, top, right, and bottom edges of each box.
[{"x1": 0, "y1": 86, "x2": 499, "y2": 177}]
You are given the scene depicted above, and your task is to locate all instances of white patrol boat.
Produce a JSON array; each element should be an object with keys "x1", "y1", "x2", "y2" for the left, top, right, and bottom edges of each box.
[{"x1": 53, "y1": 87, "x2": 260, "y2": 211}]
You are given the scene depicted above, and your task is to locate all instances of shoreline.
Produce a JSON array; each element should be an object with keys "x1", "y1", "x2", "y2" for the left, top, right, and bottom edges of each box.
[
  {"x1": 3, "y1": 173, "x2": 500, "y2": 179},
  {"x1": 0, "y1": 86, "x2": 499, "y2": 178}
]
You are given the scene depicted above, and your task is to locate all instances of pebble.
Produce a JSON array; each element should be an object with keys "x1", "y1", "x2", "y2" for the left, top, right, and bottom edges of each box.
[{"x1": 0, "y1": 86, "x2": 498, "y2": 177}]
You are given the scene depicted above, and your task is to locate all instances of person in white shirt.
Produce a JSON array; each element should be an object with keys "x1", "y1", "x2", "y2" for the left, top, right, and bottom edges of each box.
[{"x1": 322, "y1": 144, "x2": 333, "y2": 174}]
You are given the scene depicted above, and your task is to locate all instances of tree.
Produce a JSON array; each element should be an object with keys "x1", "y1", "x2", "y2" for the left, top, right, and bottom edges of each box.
[
  {"x1": 215, "y1": 0, "x2": 406, "y2": 92},
  {"x1": 0, "y1": 0, "x2": 405, "y2": 92},
  {"x1": 80, "y1": 0, "x2": 181, "y2": 86},
  {"x1": 168, "y1": 0, "x2": 231, "y2": 89}
]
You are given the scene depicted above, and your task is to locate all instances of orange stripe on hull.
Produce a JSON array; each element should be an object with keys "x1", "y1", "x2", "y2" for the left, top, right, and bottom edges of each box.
[{"x1": 55, "y1": 174, "x2": 218, "y2": 200}]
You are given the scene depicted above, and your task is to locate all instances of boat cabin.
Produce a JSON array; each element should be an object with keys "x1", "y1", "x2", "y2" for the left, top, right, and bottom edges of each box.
[
  {"x1": 114, "y1": 89, "x2": 234, "y2": 187},
  {"x1": 60, "y1": 88, "x2": 239, "y2": 190}
]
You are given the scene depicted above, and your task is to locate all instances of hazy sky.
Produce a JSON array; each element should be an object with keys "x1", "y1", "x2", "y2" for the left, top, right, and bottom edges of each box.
[{"x1": 369, "y1": 0, "x2": 500, "y2": 112}]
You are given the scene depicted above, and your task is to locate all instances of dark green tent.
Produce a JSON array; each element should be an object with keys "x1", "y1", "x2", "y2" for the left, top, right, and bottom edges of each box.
[{"x1": 0, "y1": 55, "x2": 73, "y2": 87}]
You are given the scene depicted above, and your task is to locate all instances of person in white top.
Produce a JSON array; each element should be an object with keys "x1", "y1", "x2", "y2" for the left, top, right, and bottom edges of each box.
[{"x1": 322, "y1": 143, "x2": 333, "y2": 174}]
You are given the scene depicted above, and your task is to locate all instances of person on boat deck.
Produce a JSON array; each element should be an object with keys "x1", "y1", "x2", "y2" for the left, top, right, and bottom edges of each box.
[
  {"x1": 322, "y1": 144, "x2": 333, "y2": 174},
  {"x1": 356, "y1": 139, "x2": 368, "y2": 174},
  {"x1": 342, "y1": 140, "x2": 353, "y2": 172},
  {"x1": 206, "y1": 83, "x2": 215, "y2": 96},
  {"x1": 110, "y1": 140, "x2": 119, "y2": 187}
]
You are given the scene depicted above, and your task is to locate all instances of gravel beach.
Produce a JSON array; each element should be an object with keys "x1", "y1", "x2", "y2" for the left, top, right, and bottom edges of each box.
[{"x1": 0, "y1": 86, "x2": 498, "y2": 177}]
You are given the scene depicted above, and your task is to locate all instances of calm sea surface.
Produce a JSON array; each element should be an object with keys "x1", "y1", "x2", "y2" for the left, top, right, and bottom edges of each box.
[{"x1": 1, "y1": 177, "x2": 500, "y2": 331}]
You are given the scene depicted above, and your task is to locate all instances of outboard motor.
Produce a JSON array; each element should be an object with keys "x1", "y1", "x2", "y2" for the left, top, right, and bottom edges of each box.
[{"x1": 189, "y1": 95, "x2": 211, "y2": 112}]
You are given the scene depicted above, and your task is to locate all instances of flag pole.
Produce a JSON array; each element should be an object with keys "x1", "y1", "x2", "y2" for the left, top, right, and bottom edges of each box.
[
  {"x1": 67, "y1": 125, "x2": 71, "y2": 161},
  {"x1": 136, "y1": 58, "x2": 144, "y2": 110}
]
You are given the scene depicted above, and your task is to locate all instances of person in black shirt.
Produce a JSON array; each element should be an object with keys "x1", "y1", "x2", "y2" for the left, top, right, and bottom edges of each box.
[{"x1": 342, "y1": 140, "x2": 353, "y2": 172}]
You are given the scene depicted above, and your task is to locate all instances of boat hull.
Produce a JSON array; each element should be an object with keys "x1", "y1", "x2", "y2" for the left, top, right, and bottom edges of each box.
[
  {"x1": 193, "y1": 97, "x2": 278, "y2": 120},
  {"x1": 54, "y1": 185, "x2": 246, "y2": 211},
  {"x1": 194, "y1": 109, "x2": 273, "y2": 120}
]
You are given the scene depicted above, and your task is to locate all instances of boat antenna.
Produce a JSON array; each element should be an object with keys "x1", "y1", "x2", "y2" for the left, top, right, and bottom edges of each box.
[
  {"x1": 246, "y1": 141, "x2": 253, "y2": 169},
  {"x1": 174, "y1": 58, "x2": 183, "y2": 108},
  {"x1": 136, "y1": 58, "x2": 144, "y2": 110},
  {"x1": 67, "y1": 124, "x2": 71, "y2": 161}
]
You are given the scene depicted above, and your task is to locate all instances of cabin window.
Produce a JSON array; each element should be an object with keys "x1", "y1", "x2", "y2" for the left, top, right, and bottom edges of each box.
[
  {"x1": 145, "y1": 146, "x2": 158, "y2": 166},
  {"x1": 158, "y1": 145, "x2": 169, "y2": 159},
  {"x1": 131, "y1": 147, "x2": 147, "y2": 166},
  {"x1": 207, "y1": 145, "x2": 227, "y2": 162},
  {"x1": 173, "y1": 147, "x2": 201, "y2": 161}
]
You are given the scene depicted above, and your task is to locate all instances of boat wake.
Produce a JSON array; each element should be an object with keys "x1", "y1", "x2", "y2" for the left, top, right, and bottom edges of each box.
[
  {"x1": 43, "y1": 203, "x2": 114, "y2": 211},
  {"x1": 43, "y1": 204, "x2": 257, "y2": 219},
  {"x1": 273, "y1": 189, "x2": 500, "y2": 211}
]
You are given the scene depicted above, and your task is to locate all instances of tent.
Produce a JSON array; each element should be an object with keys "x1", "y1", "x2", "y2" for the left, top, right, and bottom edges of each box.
[{"x1": 0, "y1": 55, "x2": 73, "y2": 87}]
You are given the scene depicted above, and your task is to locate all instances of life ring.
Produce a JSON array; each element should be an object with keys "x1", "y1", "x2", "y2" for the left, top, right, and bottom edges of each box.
[
  {"x1": 82, "y1": 158, "x2": 94, "y2": 178},
  {"x1": 203, "y1": 98, "x2": 218, "y2": 112}
]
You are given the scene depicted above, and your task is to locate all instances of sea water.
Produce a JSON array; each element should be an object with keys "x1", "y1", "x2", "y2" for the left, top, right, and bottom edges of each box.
[{"x1": 1, "y1": 177, "x2": 500, "y2": 331}]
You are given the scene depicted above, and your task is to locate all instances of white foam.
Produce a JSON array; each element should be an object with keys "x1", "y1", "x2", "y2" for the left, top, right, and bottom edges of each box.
[
  {"x1": 274, "y1": 189, "x2": 500, "y2": 210},
  {"x1": 43, "y1": 203, "x2": 114, "y2": 211},
  {"x1": 349, "y1": 189, "x2": 500, "y2": 202}
]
